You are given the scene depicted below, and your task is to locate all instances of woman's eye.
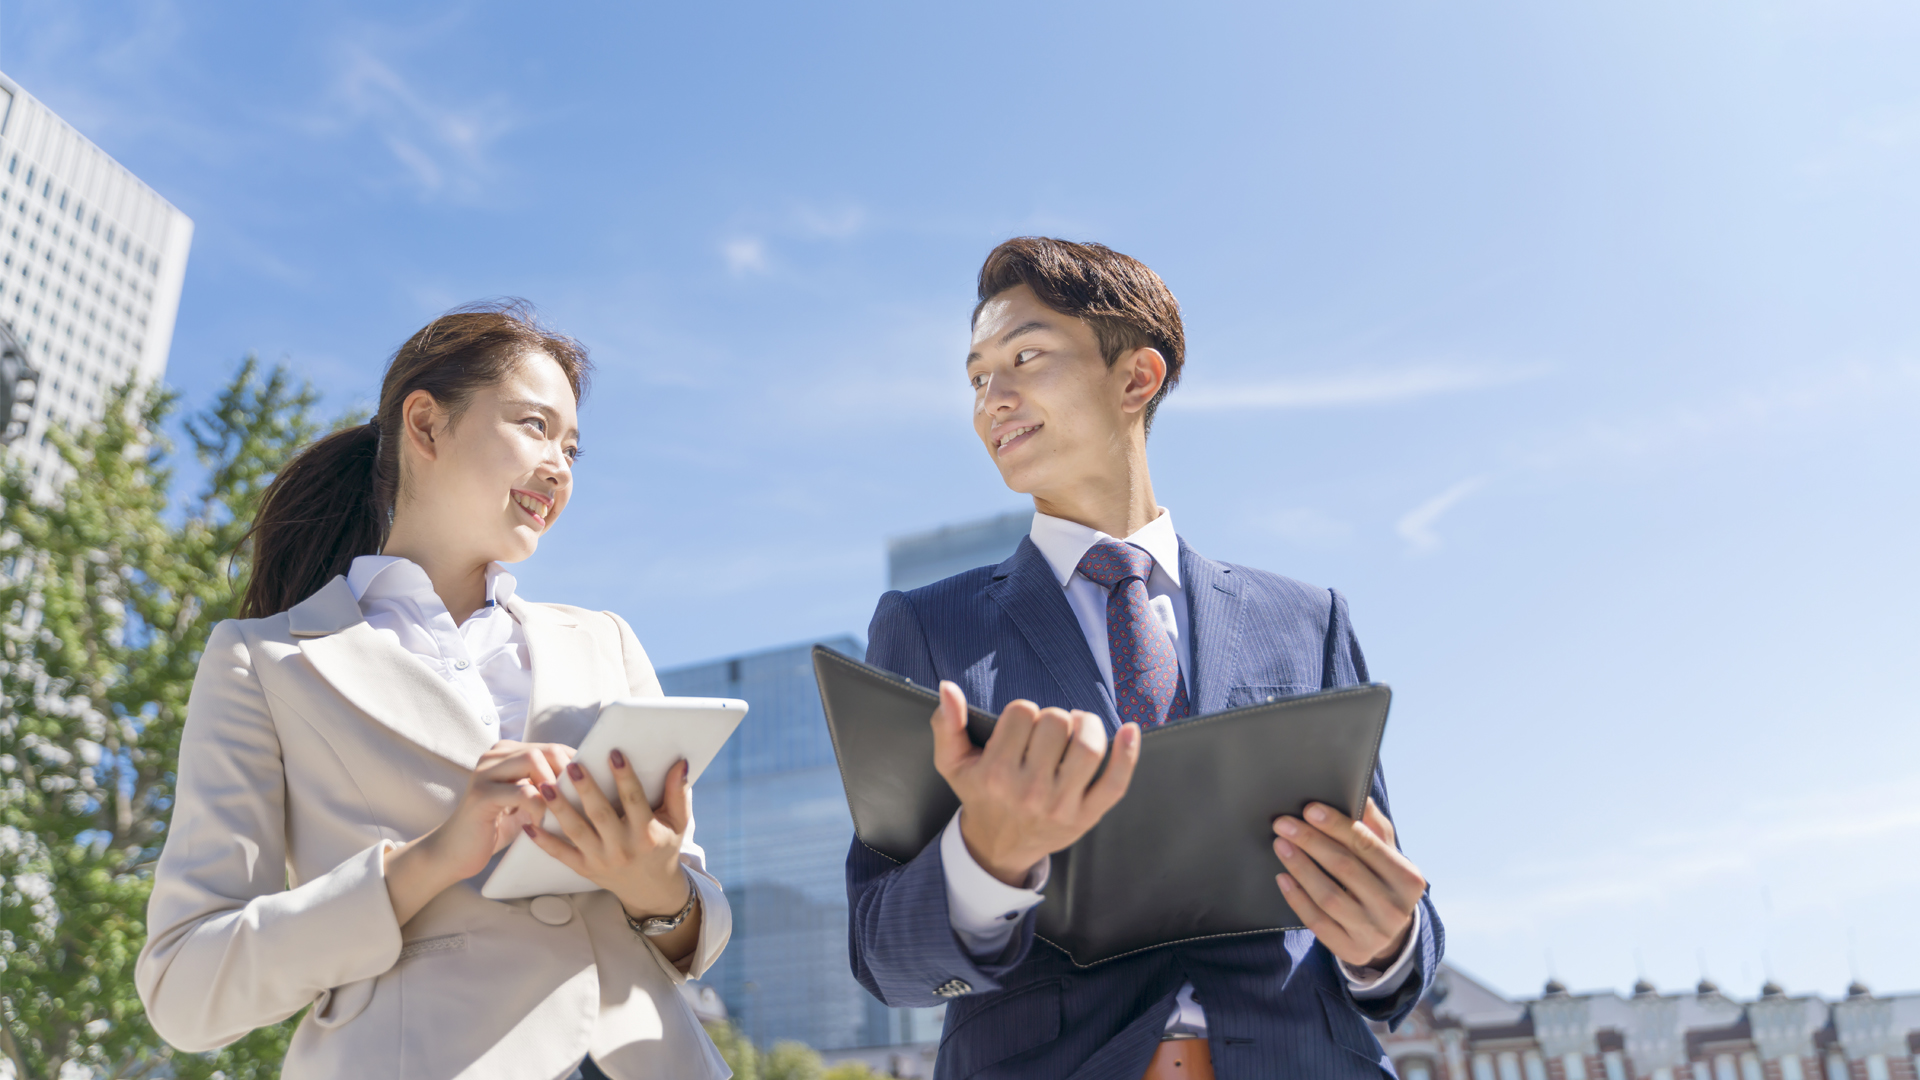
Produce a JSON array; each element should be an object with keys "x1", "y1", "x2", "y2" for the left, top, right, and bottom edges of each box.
[
  {"x1": 523, "y1": 416, "x2": 546, "y2": 434},
  {"x1": 564, "y1": 445, "x2": 582, "y2": 462}
]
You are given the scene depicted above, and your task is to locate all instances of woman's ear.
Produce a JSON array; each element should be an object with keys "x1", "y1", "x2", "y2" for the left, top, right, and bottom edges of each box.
[
  {"x1": 1119, "y1": 347, "x2": 1169, "y2": 415},
  {"x1": 399, "y1": 388, "x2": 442, "y2": 463}
]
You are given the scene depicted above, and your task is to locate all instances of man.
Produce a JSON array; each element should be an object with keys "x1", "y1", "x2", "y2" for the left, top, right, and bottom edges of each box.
[{"x1": 846, "y1": 238, "x2": 1443, "y2": 1080}]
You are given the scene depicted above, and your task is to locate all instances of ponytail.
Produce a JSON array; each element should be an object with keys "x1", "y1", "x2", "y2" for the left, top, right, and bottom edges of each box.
[
  {"x1": 239, "y1": 423, "x2": 385, "y2": 619},
  {"x1": 237, "y1": 299, "x2": 590, "y2": 620}
]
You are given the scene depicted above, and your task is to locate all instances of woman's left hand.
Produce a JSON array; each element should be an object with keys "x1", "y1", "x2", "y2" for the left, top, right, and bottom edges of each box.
[{"x1": 525, "y1": 751, "x2": 695, "y2": 920}]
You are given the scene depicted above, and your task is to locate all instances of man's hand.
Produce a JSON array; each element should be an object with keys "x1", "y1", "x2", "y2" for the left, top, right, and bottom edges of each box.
[
  {"x1": 931, "y1": 681, "x2": 1141, "y2": 887},
  {"x1": 1271, "y1": 798, "x2": 1425, "y2": 969}
]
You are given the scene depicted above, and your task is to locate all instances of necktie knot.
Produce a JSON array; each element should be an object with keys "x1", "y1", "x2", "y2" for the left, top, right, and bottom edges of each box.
[{"x1": 1075, "y1": 540, "x2": 1156, "y2": 590}]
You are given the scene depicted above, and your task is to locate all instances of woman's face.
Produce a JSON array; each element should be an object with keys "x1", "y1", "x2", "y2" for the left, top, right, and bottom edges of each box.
[{"x1": 394, "y1": 350, "x2": 580, "y2": 566}]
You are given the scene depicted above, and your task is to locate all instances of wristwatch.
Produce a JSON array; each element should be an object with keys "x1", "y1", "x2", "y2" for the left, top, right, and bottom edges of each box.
[{"x1": 626, "y1": 873, "x2": 698, "y2": 938}]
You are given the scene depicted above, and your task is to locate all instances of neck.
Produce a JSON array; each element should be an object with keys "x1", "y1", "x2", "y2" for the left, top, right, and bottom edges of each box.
[
  {"x1": 1030, "y1": 442, "x2": 1160, "y2": 539},
  {"x1": 381, "y1": 519, "x2": 490, "y2": 624}
]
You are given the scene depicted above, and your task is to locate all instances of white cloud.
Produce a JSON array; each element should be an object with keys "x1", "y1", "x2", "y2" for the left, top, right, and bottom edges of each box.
[
  {"x1": 1171, "y1": 362, "x2": 1546, "y2": 411},
  {"x1": 312, "y1": 41, "x2": 516, "y2": 201},
  {"x1": 723, "y1": 237, "x2": 770, "y2": 276},
  {"x1": 1395, "y1": 476, "x2": 1486, "y2": 554}
]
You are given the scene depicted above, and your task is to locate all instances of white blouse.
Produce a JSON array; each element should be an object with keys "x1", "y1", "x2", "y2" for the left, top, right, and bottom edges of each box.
[{"x1": 345, "y1": 555, "x2": 532, "y2": 742}]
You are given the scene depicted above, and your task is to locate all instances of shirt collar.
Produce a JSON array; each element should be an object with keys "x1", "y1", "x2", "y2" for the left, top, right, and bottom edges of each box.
[
  {"x1": 1028, "y1": 508, "x2": 1182, "y2": 590},
  {"x1": 346, "y1": 554, "x2": 519, "y2": 612}
]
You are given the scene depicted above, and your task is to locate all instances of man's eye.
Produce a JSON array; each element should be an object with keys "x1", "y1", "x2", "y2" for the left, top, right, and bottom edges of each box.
[
  {"x1": 969, "y1": 373, "x2": 988, "y2": 389},
  {"x1": 1014, "y1": 349, "x2": 1038, "y2": 365}
]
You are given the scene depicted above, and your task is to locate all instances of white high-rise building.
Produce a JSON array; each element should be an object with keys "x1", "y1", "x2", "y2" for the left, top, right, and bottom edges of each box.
[{"x1": 0, "y1": 70, "x2": 193, "y2": 493}]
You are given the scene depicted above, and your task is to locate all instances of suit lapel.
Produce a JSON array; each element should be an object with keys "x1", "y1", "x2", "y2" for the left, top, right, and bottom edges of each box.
[
  {"x1": 509, "y1": 598, "x2": 603, "y2": 748},
  {"x1": 985, "y1": 537, "x2": 1118, "y2": 728},
  {"x1": 289, "y1": 576, "x2": 495, "y2": 769},
  {"x1": 1180, "y1": 539, "x2": 1245, "y2": 717}
]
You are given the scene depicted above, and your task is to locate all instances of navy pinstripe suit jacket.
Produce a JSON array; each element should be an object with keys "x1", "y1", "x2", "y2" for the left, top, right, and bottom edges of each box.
[{"x1": 845, "y1": 536, "x2": 1443, "y2": 1080}]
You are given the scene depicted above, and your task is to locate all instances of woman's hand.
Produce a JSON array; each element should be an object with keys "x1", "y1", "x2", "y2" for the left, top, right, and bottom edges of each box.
[
  {"x1": 524, "y1": 750, "x2": 704, "y2": 964},
  {"x1": 383, "y1": 740, "x2": 574, "y2": 926}
]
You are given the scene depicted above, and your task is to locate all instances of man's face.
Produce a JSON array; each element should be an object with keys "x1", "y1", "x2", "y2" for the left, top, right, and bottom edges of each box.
[{"x1": 967, "y1": 285, "x2": 1142, "y2": 499}]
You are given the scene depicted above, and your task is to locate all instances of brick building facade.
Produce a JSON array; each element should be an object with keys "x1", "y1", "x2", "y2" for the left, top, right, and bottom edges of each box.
[{"x1": 1379, "y1": 966, "x2": 1920, "y2": 1080}]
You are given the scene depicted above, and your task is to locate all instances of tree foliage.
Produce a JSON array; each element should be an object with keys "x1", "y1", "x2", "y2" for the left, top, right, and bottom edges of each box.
[{"x1": 0, "y1": 360, "x2": 328, "y2": 1079}]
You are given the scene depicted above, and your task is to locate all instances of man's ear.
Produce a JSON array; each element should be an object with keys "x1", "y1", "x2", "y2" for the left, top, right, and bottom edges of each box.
[
  {"x1": 400, "y1": 388, "x2": 442, "y2": 462},
  {"x1": 1118, "y1": 347, "x2": 1169, "y2": 416}
]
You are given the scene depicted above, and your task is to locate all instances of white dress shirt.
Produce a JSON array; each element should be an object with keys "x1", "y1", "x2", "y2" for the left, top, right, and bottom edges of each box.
[
  {"x1": 346, "y1": 556, "x2": 532, "y2": 742},
  {"x1": 939, "y1": 509, "x2": 1421, "y2": 1032}
]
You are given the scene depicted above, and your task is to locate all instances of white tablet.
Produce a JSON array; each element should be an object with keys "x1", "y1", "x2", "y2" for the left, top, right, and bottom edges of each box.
[{"x1": 480, "y1": 696, "x2": 748, "y2": 899}]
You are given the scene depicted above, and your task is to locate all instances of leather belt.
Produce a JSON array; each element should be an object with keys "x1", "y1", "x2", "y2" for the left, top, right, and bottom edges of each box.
[{"x1": 1141, "y1": 1035, "x2": 1213, "y2": 1080}]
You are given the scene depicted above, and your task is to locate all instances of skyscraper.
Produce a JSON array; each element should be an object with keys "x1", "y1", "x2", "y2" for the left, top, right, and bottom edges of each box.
[{"x1": 0, "y1": 71, "x2": 193, "y2": 493}]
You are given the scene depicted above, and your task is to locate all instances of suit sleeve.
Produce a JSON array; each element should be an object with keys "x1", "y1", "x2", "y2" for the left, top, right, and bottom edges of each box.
[
  {"x1": 609, "y1": 610, "x2": 730, "y2": 980},
  {"x1": 135, "y1": 620, "x2": 405, "y2": 1051},
  {"x1": 845, "y1": 590, "x2": 1038, "y2": 1006},
  {"x1": 1323, "y1": 589, "x2": 1445, "y2": 1028}
]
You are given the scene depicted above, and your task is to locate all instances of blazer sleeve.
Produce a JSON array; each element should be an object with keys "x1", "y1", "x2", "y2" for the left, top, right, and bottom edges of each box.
[
  {"x1": 845, "y1": 590, "x2": 1038, "y2": 1007},
  {"x1": 1324, "y1": 589, "x2": 1446, "y2": 1029},
  {"x1": 608, "y1": 610, "x2": 731, "y2": 980},
  {"x1": 135, "y1": 620, "x2": 405, "y2": 1052}
]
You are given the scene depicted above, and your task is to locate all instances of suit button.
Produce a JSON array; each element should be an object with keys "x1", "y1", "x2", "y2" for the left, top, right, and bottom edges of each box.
[
  {"x1": 933, "y1": 978, "x2": 972, "y2": 998},
  {"x1": 530, "y1": 895, "x2": 573, "y2": 925}
]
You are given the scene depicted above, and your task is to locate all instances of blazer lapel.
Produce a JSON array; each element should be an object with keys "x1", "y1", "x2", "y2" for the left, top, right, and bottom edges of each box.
[
  {"x1": 290, "y1": 576, "x2": 495, "y2": 769},
  {"x1": 985, "y1": 537, "x2": 1118, "y2": 729},
  {"x1": 509, "y1": 598, "x2": 603, "y2": 749},
  {"x1": 1180, "y1": 539, "x2": 1245, "y2": 717}
]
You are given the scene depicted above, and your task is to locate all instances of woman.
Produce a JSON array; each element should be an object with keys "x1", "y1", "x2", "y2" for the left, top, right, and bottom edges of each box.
[{"x1": 135, "y1": 302, "x2": 732, "y2": 1080}]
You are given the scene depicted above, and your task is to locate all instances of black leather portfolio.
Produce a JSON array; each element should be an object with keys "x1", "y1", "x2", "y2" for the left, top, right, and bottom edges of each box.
[{"x1": 811, "y1": 645, "x2": 1392, "y2": 966}]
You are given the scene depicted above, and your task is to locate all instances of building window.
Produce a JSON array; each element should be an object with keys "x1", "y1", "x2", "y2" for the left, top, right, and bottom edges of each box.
[
  {"x1": 1563, "y1": 1054, "x2": 1590, "y2": 1080},
  {"x1": 1522, "y1": 1052, "x2": 1548, "y2": 1080},
  {"x1": 1603, "y1": 1051, "x2": 1628, "y2": 1080},
  {"x1": 1865, "y1": 1056, "x2": 1890, "y2": 1080},
  {"x1": 1473, "y1": 1054, "x2": 1497, "y2": 1080}
]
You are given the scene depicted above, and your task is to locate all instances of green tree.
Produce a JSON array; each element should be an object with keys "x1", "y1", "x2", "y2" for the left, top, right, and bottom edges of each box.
[
  {"x1": 702, "y1": 1021, "x2": 759, "y2": 1080},
  {"x1": 761, "y1": 1040, "x2": 826, "y2": 1080},
  {"x1": 0, "y1": 359, "x2": 331, "y2": 1079},
  {"x1": 821, "y1": 1062, "x2": 883, "y2": 1080}
]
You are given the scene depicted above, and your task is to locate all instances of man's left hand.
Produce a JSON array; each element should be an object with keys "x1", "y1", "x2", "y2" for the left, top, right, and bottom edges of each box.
[{"x1": 1271, "y1": 798, "x2": 1425, "y2": 969}]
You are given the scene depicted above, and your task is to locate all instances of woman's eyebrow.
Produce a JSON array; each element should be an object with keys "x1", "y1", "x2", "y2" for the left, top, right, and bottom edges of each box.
[{"x1": 502, "y1": 399, "x2": 579, "y2": 440}]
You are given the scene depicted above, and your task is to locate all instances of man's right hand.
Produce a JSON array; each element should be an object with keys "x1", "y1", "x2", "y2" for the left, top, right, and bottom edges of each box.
[{"x1": 930, "y1": 681, "x2": 1141, "y2": 887}]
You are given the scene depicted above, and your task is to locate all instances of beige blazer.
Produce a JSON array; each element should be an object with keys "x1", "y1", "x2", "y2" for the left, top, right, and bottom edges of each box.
[{"x1": 136, "y1": 577, "x2": 733, "y2": 1080}]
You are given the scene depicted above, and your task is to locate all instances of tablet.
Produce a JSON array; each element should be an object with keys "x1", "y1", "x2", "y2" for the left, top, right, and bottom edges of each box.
[{"x1": 480, "y1": 696, "x2": 748, "y2": 899}]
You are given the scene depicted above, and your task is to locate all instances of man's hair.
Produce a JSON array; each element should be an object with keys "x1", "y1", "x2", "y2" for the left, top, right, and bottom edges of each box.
[{"x1": 973, "y1": 237, "x2": 1185, "y2": 431}]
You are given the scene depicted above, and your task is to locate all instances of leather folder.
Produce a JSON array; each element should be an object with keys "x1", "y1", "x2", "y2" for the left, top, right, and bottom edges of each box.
[{"x1": 811, "y1": 645, "x2": 1391, "y2": 966}]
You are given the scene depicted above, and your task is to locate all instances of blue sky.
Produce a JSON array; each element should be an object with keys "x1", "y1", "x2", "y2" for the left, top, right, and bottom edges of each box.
[{"x1": 13, "y1": 1, "x2": 1918, "y2": 1001}]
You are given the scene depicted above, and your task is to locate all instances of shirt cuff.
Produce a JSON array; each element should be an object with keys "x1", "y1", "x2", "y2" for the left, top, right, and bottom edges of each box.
[
  {"x1": 940, "y1": 808, "x2": 1049, "y2": 958},
  {"x1": 1338, "y1": 905, "x2": 1423, "y2": 1000}
]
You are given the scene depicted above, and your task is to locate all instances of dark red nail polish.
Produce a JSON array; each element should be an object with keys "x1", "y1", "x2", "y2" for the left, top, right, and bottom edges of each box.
[
  {"x1": 610, "y1": 749, "x2": 626, "y2": 768},
  {"x1": 523, "y1": 825, "x2": 536, "y2": 839},
  {"x1": 540, "y1": 783, "x2": 557, "y2": 800},
  {"x1": 567, "y1": 763, "x2": 584, "y2": 781}
]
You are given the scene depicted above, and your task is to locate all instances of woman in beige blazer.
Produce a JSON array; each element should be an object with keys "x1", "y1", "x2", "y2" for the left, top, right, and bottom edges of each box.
[{"x1": 136, "y1": 302, "x2": 733, "y2": 1080}]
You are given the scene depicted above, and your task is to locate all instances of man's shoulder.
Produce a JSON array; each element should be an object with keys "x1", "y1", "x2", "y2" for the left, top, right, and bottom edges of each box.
[
  {"x1": 880, "y1": 563, "x2": 1003, "y2": 618},
  {"x1": 1194, "y1": 549, "x2": 1335, "y2": 609}
]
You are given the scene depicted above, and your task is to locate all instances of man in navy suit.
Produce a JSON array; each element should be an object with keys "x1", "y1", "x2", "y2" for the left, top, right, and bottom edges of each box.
[{"x1": 848, "y1": 237, "x2": 1443, "y2": 1080}]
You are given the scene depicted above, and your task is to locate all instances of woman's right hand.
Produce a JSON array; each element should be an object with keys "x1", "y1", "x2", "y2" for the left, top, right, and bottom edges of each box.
[{"x1": 383, "y1": 740, "x2": 575, "y2": 926}]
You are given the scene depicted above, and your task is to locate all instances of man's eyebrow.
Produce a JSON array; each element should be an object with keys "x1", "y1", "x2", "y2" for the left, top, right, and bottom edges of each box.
[{"x1": 965, "y1": 320, "x2": 1053, "y2": 366}]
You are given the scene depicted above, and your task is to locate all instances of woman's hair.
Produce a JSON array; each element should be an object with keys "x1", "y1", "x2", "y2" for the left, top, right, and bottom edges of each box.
[{"x1": 239, "y1": 299, "x2": 591, "y2": 620}]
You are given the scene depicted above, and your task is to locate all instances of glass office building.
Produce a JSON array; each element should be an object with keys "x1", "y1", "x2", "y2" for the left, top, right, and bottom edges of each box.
[
  {"x1": 661, "y1": 638, "x2": 946, "y2": 1051},
  {"x1": 659, "y1": 511, "x2": 1032, "y2": 1053}
]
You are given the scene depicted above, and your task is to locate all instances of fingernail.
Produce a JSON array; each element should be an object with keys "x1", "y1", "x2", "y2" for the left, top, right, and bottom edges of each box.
[
  {"x1": 1306, "y1": 805, "x2": 1327, "y2": 824},
  {"x1": 540, "y1": 783, "x2": 557, "y2": 800},
  {"x1": 1275, "y1": 838, "x2": 1297, "y2": 859},
  {"x1": 610, "y1": 749, "x2": 627, "y2": 768},
  {"x1": 523, "y1": 825, "x2": 537, "y2": 839},
  {"x1": 1278, "y1": 875, "x2": 1295, "y2": 893},
  {"x1": 567, "y1": 762, "x2": 584, "y2": 780},
  {"x1": 1276, "y1": 818, "x2": 1299, "y2": 837}
]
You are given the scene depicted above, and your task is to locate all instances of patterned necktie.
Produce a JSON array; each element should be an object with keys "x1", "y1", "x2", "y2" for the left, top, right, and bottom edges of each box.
[{"x1": 1075, "y1": 539, "x2": 1190, "y2": 728}]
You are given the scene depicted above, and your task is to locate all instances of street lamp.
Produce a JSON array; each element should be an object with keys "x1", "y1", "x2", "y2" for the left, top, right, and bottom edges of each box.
[{"x1": 0, "y1": 322, "x2": 37, "y2": 445}]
